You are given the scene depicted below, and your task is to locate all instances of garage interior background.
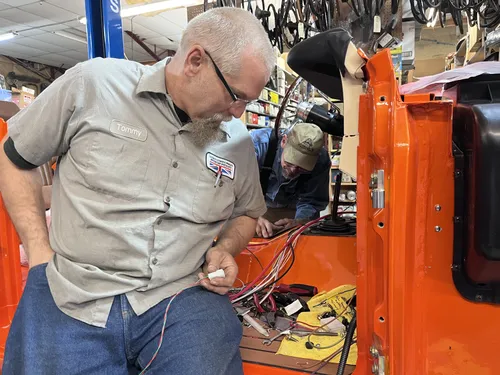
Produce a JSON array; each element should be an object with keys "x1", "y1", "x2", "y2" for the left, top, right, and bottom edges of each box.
[{"x1": 0, "y1": 0, "x2": 474, "y2": 95}]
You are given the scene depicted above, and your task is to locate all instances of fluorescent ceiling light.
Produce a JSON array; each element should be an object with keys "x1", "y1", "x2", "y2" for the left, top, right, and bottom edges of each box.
[
  {"x1": 0, "y1": 32, "x2": 17, "y2": 42},
  {"x1": 79, "y1": 0, "x2": 200, "y2": 24},
  {"x1": 53, "y1": 31, "x2": 87, "y2": 44}
]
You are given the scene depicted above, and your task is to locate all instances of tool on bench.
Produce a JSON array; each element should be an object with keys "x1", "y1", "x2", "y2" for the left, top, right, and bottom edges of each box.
[
  {"x1": 262, "y1": 328, "x2": 339, "y2": 346},
  {"x1": 253, "y1": 293, "x2": 277, "y2": 313},
  {"x1": 262, "y1": 330, "x2": 297, "y2": 345},
  {"x1": 253, "y1": 292, "x2": 278, "y2": 328},
  {"x1": 235, "y1": 306, "x2": 269, "y2": 337},
  {"x1": 275, "y1": 283, "x2": 318, "y2": 296}
]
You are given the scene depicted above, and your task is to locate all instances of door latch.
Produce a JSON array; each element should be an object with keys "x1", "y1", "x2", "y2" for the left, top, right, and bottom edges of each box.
[{"x1": 371, "y1": 169, "x2": 385, "y2": 209}]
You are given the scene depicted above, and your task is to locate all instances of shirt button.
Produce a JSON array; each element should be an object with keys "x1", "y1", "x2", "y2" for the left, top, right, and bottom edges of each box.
[
  {"x1": 152, "y1": 258, "x2": 158, "y2": 265},
  {"x1": 165, "y1": 196, "x2": 171, "y2": 204},
  {"x1": 172, "y1": 161, "x2": 178, "y2": 168}
]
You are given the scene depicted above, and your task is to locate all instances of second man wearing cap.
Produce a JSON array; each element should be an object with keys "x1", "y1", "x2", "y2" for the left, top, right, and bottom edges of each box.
[{"x1": 250, "y1": 123, "x2": 331, "y2": 238}]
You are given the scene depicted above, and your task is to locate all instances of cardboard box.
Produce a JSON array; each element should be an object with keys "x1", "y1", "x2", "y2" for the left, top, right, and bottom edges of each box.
[{"x1": 11, "y1": 87, "x2": 35, "y2": 109}]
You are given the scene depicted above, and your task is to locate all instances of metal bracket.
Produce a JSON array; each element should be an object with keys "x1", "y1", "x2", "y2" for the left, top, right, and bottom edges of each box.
[{"x1": 371, "y1": 169, "x2": 385, "y2": 209}]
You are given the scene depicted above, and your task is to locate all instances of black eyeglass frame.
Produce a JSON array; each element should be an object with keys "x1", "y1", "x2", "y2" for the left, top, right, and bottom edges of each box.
[{"x1": 205, "y1": 51, "x2": 253, "y2": 108}]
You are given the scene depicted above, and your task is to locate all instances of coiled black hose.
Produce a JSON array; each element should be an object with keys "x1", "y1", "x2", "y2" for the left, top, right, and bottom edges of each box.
[{"x1": 336, "y1": 313, "x2": 357, "y2": 375}]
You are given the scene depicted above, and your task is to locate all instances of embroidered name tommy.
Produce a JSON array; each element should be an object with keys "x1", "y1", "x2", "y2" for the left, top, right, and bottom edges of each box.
[{"x1": 110, "y1": 120, "x2": 148, "y2": 142}]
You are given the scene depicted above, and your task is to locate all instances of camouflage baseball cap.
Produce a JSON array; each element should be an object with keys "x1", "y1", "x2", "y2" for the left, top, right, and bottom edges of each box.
[{"x1": 283, "y1": 123, "x2": 324, "y2": 171}]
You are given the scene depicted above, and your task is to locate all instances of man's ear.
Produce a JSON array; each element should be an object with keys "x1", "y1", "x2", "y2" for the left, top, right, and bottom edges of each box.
[
  {"x1": 184, "y1": 46, "x2": 206, "y2": 77},
  {"x1": 281, "y1": 134, "x2": 287, "y2": 148}
]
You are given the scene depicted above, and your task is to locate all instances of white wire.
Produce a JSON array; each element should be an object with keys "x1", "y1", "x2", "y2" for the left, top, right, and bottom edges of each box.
[{"x1": 232, "y1": 235, "x2": 296, "y2": 304}]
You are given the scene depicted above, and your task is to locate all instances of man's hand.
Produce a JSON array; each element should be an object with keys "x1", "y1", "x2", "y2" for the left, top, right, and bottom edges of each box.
[
  {"x1": 256, "y1": 216, "x2": 283, "y2": 238},
  {"x1": 274, "y1": 218, "x2": 301, "y2": 230},
  {"x1": 198, "y1": 247, "x2": 238, "y2": 295},
  {"x1": 29, "y1": 246, "x2": 54, "y2": 269}
]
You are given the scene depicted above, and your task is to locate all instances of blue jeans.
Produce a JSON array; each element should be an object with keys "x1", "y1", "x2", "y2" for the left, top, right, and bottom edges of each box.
[{"x1": 2, "y1": 263, "x2": 243, "y2": 375}]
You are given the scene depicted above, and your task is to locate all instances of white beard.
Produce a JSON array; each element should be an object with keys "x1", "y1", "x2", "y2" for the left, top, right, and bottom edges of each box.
[{"x1": 187, "y1": 113, "x2": 232, "y2": 147}]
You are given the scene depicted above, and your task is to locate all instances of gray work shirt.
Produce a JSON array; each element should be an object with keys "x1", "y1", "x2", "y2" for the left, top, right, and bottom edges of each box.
[{"x1": 7, "y1": 57, "x2": 266, "y2": 327}]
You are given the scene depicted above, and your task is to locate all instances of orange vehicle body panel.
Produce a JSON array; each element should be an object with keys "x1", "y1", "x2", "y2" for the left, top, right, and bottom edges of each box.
[
  {"x1": 0, "y1": 119, "x2": 22, "y2": 365},
  {"x1": 355, "y1": 49, "x2": 500, "y2": 375},
  {"x1": 237, "y1": 235, "x2": 357, "y2": 291}
]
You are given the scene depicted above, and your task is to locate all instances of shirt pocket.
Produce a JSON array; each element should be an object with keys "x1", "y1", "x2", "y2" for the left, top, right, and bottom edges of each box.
[
  {"x1": 192, "y1": 168, "x2": 235, "y2": 223},
  {"x1": 83, "y1": 132, "x2": 151, "y2": 200}
]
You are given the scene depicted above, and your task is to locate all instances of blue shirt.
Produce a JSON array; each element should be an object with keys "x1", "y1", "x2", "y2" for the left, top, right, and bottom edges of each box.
[{"x1": 250, "y1": 127, "x2": 331, "y2": 220}]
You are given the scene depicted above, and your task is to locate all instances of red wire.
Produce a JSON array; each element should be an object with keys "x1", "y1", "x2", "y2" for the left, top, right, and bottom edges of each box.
[{"x1": 230, "y1": 215, "x2": 329, "y2": 301}]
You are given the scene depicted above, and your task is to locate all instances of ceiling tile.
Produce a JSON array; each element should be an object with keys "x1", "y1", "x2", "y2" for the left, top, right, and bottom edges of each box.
[
  {"x1": 0, "y1": 41, "x2": 47, "y2": 57},
  {"x1": 0, "y1": 50, "x2": 33, "y2": 60},
  {"x1": 0, "y1": 16, "x2": 24, "y2": 32},
  {"x1": 125, "y1": 48, "x2": 152, "y2": 62},
  {"x1": 27, "y1": 55, "x2": 65, "y2": 67},
  {"x1": 29, "y1": 53, "x2": 78, "y2": 67},
  {"x1": 127, "y1": 22, "x2": 161, "y2": 39},
  {"x1": 20, "y1": 2, "x2": 79, "y2": 23},
  {"x1": 132, "y1": 14, "x2": 182, "y2": 37},
  {"x1": 59, "y1": 50, "x2": 87, "y2": 61},
  {"x1": 144, "y1": 36, "x2": 176, "y2": 48},
  {"x1": 18, "y1": 28, "x2": 47, "y2": 37},
  {"x1": 41, "y1": 23, "x2": 76, "y2": 32},
  {"x1": 15, "y1": 36, "x2": 67, "y2": 53},
  {"x1": 0, "y1": 0, "x2": 39, "y2": 6},
  {"x1": 30, "y1": 32, "x2": 86, "y2": 50},
  {"x1": 0, "y1": 3, "x2": 11, "y2": 11},
  {"x1": 44, "y1": 0, "x2": 85, "y2": 15},
  {"x1": 166, "y1": 33, "x2": 182, "y2": 42},
  {"x1": 159, "y1": 8, "x2": 188, "y2": 28},
  {"x1": 0, "y1": 8, "x2": 52, "y2": 27},
  {"x1": 63, "y1": 19, "x2": 84, "y2": 28},
  {"x1": 69, "y1": 24, "x2": 87, "y2": 33},
  {"x1": 71, "y1": 42, "x2": 89, "y2": 52}
]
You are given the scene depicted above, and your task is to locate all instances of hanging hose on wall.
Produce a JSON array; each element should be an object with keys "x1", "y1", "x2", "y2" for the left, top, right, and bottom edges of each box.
[{"x1": 409, "y1": 0, "x2": 500, "y2": 30}]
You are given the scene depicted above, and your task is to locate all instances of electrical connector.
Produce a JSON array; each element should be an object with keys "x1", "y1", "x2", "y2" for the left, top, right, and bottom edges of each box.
[{"x1": 208, "y1": 269, "x2": 225, "y2": 280}]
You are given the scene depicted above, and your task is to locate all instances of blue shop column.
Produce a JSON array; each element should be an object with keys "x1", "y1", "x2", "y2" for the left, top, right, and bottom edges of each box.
[{"x1": 85, "y1": 0, "x2": 125, "y2": 59}]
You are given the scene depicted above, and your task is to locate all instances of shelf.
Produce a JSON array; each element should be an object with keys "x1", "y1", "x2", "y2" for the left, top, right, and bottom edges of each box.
[
  {"x1": 332, "y1": 183, "x2": 357, "y2": 186},
  {"x1": 258, "y1": 98, "x2": 281, "y2": 106},
  {"x1": 246, "y1": 109, "x2": 277, "y2": 118},
  {"x1": 277, "y1": 65, "x2": 297, "y2": 77},
  {"x1": 246, "y1": 123, "x2": 269, "y2": 129},
  {"x1": 265, "y1": 87, "x2": 284, "y2": 97}
]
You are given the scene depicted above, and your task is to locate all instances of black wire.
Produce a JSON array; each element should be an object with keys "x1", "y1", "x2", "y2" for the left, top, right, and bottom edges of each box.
[{"x1": 245, "y1": 247, "x2": 264, "y2": 270}]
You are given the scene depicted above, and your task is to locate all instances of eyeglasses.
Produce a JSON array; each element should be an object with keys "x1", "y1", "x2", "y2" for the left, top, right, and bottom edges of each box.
[
  {"x1": 205, "y1": 51, "x2": 253, "y2": 108},
  {"x1": 283, "y1": 160, "x2": 309, "y2": 174}
]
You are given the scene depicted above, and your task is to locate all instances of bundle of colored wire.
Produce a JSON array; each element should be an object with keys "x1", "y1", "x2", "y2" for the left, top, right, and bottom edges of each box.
[{"x1": 230, "y1": 215, "x2": 329, "y2": 304}]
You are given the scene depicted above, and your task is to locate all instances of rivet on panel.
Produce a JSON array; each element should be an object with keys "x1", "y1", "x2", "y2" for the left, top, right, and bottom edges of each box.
[
  {"x1": 435, "y1": 226, "x2": 442, "y2": 232},
  {"x1": 435, "y1": 204, "x2": 441, "y2": 211}
]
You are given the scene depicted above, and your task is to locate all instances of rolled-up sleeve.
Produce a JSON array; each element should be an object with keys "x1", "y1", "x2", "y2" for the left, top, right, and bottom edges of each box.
[
  {"x1": 4, "y1": 64, "x2": 84, "y2": 168},
  {"x1": 231, "y1": 139, "x2": 267, "y2": 219}
]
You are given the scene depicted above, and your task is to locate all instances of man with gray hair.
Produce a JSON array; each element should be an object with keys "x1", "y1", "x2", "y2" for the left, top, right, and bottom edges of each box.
[{"x1": 0, "y1": 8, "x2": 273, "y2": 375}]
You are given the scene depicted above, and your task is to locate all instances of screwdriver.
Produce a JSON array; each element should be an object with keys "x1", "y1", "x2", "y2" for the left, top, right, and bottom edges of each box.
[{"x1": 275, "y1": 284, "x2": 318, "y2": 296}]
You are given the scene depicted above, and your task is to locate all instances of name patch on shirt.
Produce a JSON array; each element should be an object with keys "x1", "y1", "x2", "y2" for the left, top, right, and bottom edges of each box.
[
  {"x1": 206, "y1": 152, "x2": 235, "y2": 180},
  {"x1": 110, "y1": 120, "x2": 148, "y2": 142}
]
